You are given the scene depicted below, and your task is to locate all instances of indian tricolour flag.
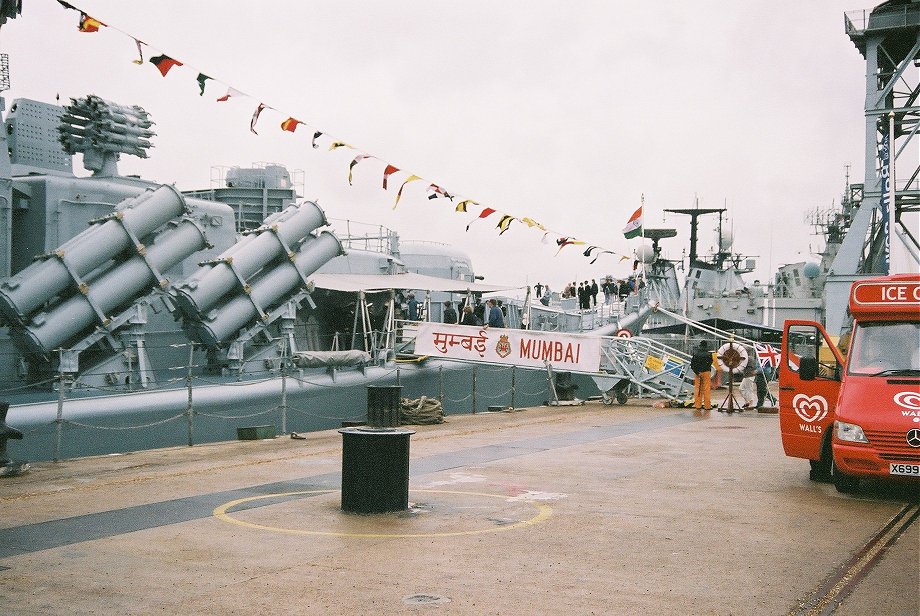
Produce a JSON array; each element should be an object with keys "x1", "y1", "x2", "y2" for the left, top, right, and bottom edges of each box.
[{"x1": 622, "y1": 206, "x2": 642, "y2": 239}]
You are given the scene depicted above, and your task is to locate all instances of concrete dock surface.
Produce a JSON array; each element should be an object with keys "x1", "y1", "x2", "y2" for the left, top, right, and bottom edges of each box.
[{"x1": 1, "y1": 398, "x2": 917, "y2": 615}]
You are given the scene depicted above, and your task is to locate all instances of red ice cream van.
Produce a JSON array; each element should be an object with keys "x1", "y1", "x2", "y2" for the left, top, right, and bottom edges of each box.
[{"x1": 779, "y1": 273, "x2": 920, "y2": 493}]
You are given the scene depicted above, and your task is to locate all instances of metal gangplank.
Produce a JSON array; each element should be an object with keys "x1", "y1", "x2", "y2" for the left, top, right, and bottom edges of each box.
[
  {"x1": 586, "y1": 301, "x2": 775, "y2": 405},
  {"x1": 592, "y1": 336, "x2": 696, "y2": 405},
  {"x1": 394, "y1": 307, "x2": 764, "y2": 406}
]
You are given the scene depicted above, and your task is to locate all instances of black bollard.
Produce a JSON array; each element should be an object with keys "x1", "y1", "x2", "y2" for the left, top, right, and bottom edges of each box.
[
  {"x1": 0, "y1": 401, "x2": 28, "y2": 477},
  {"x1": 339, "y1": 386, "x2": 414, "y2": 513}
]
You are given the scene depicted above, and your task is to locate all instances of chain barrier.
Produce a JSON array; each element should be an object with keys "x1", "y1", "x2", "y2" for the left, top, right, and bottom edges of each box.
[
  {"x1": 475, "y1": 389, "x2": 513, "y2": 400},
  {"x1": 517, "y1": 383, "x2": 550, "y2": 395},
  {"x1": 12, "y1": 345, "x2": 557, "y2": 460},
  {"x1": 194, "y1": 408, "x2": 277, "y2": 421},
  {"x1": 62, "y1": 413, "x2": 186, "y2": 431},
  {"x1": 14, "y1": 422, "x2": 58, "y2": 435},
  {"x1": 443, "y1": 393, "x2": 472, "y2": 403},
  {"x1": 286, "y1": 405, "x2": 365, "y2": 422},
  {"x1": 0, "y1": 377, "x2": 60, "y2": 395}
]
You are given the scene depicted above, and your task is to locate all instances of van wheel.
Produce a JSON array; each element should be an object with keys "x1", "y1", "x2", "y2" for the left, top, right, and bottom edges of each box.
[
  {"x1": 809, "y1": 459, "x2": 831, "y2": 483},
  {"x1": 832, "y1": 459, "x2": 859, "y2": 494},
  {"x1": 809, "y1": 436, "x2": 833, "y2": 483}
]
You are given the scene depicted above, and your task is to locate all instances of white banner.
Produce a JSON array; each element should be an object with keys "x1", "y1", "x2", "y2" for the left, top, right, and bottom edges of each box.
[{"x1": 414, "y1": 322, "x2": 601, "y2": 372}]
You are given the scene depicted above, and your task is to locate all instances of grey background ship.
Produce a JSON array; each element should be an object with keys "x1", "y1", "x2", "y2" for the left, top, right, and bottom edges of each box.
[
  {"x1": 3, "y1": 0, "x2": 920, "y2": 467},
  {"x1": 1, "y1": 92, "x2": 635, "y2": 465}
]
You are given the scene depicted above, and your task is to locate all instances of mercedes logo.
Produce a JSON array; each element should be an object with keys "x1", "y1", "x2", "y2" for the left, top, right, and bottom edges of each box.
[{"x1": 908, "y1": 429, "x2": 920, "y2": 448}]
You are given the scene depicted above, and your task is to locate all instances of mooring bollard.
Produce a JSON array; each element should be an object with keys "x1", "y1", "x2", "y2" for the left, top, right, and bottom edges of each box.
[{"x1": 339, "y1": 385, "x2": 414, "y2": 513}]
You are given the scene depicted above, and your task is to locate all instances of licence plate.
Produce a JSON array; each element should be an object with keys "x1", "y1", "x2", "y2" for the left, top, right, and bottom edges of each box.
[{"x1": 889, "y1": 463, "x2": 920, "y2": 476}]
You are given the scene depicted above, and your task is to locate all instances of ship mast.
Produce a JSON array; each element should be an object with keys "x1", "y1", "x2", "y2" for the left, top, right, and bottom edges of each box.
[{"x1": 663, "y1": 205, "x2": 725, "y2": 268}]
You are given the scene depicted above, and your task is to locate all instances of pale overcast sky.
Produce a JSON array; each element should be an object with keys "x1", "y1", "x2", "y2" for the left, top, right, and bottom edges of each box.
[{"x1": 2, "y1": 1, "x2": 872, "y2": 289}]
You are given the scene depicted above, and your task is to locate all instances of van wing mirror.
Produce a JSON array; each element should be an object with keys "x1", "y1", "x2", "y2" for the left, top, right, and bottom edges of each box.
[{"x1": 799, "y1": 357, "x2": 819, "y2": 381}]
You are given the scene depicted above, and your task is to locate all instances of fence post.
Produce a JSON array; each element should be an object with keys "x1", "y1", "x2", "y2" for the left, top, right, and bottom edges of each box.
[
  {"x1": 53, "y1": 351, "x2": 67, "y2": 462},
  {"x1": 396, "y1": 367, "x2": 401, "y2": 386},
  {"x1": 471, "y1": 365, "x2": 477, "y2": 414},
  {"x1": 279, "y1": 337, "x2": 289, "y2": 434},
  {"x1": 511, "y1": 365, "x2": 517, "y2": 409},
  {"x1": 186, "y1": 343, "x2": 194, "y2": 447},
  {"x1": 438, "y1": 365, "x2": 444, "y2": 407}
]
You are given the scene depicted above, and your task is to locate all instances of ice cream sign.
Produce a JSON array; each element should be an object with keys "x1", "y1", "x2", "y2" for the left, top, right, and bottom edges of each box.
[{"x1": 852, "y1": 280, "x2": 920, "y2": 306}]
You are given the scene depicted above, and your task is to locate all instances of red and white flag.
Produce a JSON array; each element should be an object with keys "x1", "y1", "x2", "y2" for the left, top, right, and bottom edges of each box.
[{"x1": 754, "y1": 343, "x2": 781, "y2": 369}]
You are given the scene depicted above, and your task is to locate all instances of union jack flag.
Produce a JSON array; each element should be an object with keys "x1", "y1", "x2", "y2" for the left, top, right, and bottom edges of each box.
[{"x1": 754, "y1": 343, "x2": 781, "y2": 369}]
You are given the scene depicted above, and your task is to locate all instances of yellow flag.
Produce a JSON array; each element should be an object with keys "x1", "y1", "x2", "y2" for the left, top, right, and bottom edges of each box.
[
  {"x1": 520, "y1": 217, "x2": 545, "y2": 231},
  {"x1": 455, "y1": 199, "x2": 479, "y2": 213},
  {"x1": 393, "y1": 175, "x2": 422, "y2": 209}
]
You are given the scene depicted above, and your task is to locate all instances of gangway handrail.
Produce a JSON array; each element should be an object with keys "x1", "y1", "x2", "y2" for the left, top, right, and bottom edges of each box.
[
  {"x1": 652, "y1": 305, "x2": 760, "y2": 347},
  {"x1": 393, "y1": 324, "x2": 698, "y2": 404}
]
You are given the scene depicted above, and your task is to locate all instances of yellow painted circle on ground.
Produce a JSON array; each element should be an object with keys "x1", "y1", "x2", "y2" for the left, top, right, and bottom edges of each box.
[{"x1": 212, "y1": 489, "x2": 552, "y2": 538}]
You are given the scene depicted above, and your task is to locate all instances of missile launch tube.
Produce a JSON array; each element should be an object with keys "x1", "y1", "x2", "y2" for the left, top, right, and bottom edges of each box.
[
  {"x1": 174, "y1": 201, "x2": 327, "y2": 318},
  {"x1": 18, "y1": 219, "x2": 207, "y2": 357},
  {"x1": 594, "y1": 301, "x2": 656, "y2": 336},
  {"x1": 193, "y1": 231, "x2": 343, "y2": 347},
  {"x1": 0, "y1": 185, "x2": 187, "y2": 324}
]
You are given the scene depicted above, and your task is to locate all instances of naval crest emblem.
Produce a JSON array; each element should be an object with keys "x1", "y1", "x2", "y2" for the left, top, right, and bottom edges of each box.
[{"x1": 495, "y1": 334, "x2": 512, "y2": 358}]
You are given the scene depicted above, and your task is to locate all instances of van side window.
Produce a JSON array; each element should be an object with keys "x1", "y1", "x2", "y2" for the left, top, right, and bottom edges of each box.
[{"x1": 787, "y1": 324, "x2": 841, "y2": 380}]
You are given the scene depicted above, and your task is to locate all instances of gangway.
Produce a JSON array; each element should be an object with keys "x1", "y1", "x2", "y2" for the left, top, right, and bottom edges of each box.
[
  {"x1": 396, "y1": 306, "x2": 769, "y2": 407},
  {"x1": 592, "y1": 335, "x2": 696, "y2": 405}
]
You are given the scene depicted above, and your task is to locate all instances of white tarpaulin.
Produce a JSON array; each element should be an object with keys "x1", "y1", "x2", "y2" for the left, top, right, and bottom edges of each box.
[
  {"x1": 309, "y1": 272, "x2": 520, "y2": 293},
  {"x1": 414, "y1": 322, "x2": 601, "y2": 372}
]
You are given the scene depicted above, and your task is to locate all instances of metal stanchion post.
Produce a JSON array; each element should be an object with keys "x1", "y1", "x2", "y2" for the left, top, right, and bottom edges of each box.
[
  {"x1": 438, "y1": 365, "x2": 444, "y2": 407},
  {"x1": 472, "y1": 365, "x2": 477, "y2": 414},
  {"x1": 186, "y1": 343, "x2": 194, "y2": 447},
  {"x1": 280, "y1": 341, "x2": 288, "y2": 435},
  {"x1": 54, "y1": 351, "x2": 66, "y2": 463},
  {"x1": 511, "y1": 365, "x2": 517, "y2": 409}
]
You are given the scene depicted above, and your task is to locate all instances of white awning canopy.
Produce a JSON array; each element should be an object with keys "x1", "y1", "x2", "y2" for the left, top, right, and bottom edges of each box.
[{"x1": 309, "y1": 272, "x2": 521, "y2": 294}]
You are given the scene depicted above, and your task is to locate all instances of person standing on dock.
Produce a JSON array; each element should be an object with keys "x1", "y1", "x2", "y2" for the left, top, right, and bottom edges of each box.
[{"x1": 691, "y1": 341, "x2": 714, "y2": 410}]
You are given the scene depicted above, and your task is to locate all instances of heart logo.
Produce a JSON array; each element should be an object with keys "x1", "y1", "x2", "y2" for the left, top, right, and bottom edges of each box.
[
  {"x1": 792, "y1": 394, "x2": 828, "y2": 423},
  {"x1": 894, "y1": 391, "x2": 920, "y2": 410}
]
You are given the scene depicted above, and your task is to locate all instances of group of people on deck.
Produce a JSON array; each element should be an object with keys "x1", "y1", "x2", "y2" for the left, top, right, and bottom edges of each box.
[
  {"x1": 404, "y1": 293, "x2": 504, "y2": 328},
  {"x1": 552, "y1": 277, "x2": 643, "y2": 309}
]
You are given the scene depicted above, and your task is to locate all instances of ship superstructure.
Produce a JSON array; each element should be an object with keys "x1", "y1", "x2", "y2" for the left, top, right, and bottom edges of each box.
[{"x1": 827, "y1": 1, "x2": 920, "y2": 335}]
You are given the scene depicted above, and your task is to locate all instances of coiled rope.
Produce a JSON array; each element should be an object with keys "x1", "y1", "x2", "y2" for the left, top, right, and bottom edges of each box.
[{"x1": 400, "y1": 396, "x2": 444, "y2": 425}]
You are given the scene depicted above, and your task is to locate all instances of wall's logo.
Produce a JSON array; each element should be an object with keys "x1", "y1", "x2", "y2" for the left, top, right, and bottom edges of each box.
[
  {"x1": 495, "y1": 335, "x2": 511, "y2": 359},
  {"x1": 792, "y1": 394, "x2": 829, "y2": 423},
  {"x1": 906, "y1": 429, "x2": 920, "y2": 448},
  {"x1": 893, "y1": 391, "x2": 920, "y2": 411}
]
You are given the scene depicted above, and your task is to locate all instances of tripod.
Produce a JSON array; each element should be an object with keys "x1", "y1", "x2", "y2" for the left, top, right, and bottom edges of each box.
[{"x1": 716, "y1": 341, "x2": 747, "y2": 414}]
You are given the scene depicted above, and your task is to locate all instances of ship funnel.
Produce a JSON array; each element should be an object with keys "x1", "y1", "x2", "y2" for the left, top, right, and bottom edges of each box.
[{"x1": 0, "y1": 185, "x2": 188, "y2": 325}]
